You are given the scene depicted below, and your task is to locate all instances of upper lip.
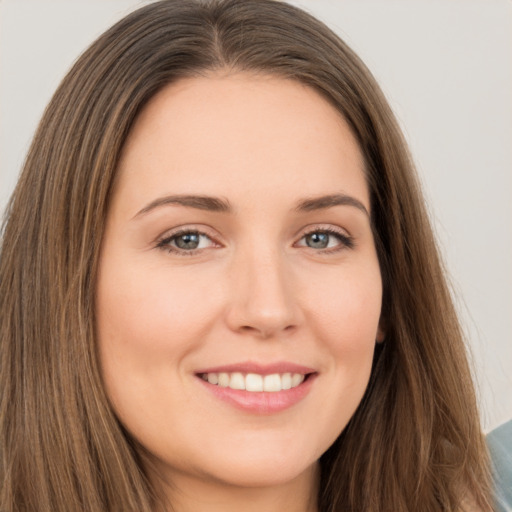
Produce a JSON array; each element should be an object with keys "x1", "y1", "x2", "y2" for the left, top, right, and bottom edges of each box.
[{"x1": 195, "y1": 361, "x2": 316, "y2": 376}]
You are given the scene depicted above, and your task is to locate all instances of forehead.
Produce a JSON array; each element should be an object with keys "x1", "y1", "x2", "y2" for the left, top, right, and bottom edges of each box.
[{"x1": 115, "y1": 73, "x2": 369, "y2": 214}]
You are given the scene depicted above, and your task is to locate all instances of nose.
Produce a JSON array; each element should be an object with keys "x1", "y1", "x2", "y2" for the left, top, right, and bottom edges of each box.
[{"x1": 225, "y1": 247, "x2": 302, "y2": 339}]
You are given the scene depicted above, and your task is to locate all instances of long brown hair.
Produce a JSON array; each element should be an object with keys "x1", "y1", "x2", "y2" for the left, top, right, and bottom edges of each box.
[{"x1": 0, "y1": 1, "x2": 493, "y2": 510}]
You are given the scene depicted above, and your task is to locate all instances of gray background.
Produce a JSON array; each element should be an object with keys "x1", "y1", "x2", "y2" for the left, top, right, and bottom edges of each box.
[{"x1": 1, "y1": 0, "x2": 511, "y2": 431}]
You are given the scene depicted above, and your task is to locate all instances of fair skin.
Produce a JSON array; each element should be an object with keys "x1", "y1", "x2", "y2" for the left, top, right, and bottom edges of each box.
[{"x1": 96, "y1": 73, "x2": 384, "y2": 512}]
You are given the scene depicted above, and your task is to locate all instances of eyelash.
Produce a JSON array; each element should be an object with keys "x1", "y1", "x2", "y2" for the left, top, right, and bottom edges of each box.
[
  {"x1": 298, "y1": 227, "x2": 355, "y2": 253},
  {"x1": 156, "y1": 227, "x2": 354, "y2": 256},
  {"x1": 156, "y1": 228, "x2": 219, "y2": 256}
]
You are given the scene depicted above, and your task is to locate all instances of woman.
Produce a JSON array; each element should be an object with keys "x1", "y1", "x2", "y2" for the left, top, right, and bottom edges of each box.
[{"x1": 0, "y1": 0, "x2": 494, "y2": 510}]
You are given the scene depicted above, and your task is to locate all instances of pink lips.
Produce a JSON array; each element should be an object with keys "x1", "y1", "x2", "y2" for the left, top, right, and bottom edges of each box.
[{"x1": 195, "y1": 361, "x2": 317, "y2": 414}]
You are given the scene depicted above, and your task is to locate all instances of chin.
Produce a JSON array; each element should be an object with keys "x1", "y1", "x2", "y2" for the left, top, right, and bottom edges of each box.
[
  {"x1": 187, "y1": 440, "x2": 321, "y2": 489},
  {"x1": 205, "y1": 459, "x2": 317, "y2": 489}
]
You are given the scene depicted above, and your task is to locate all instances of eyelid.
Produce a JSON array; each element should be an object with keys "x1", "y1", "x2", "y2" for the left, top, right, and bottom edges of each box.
[
  {"x1": 155, "y1": 225, "x2": 222, "y2": 254},
  {"x1": 294, "y1": 224, "x2": 355, "y2": 251},
  {"x1": 154, "y1": 223, "x2": 354, "y2": 256}
]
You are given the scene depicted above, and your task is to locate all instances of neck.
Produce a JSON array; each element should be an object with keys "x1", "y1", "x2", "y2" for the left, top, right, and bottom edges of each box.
[{"x1": 151, "y1": 461, "x2": 320, "y2": 512}]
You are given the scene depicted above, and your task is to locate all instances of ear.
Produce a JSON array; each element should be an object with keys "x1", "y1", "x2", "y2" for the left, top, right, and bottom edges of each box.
[{"x1": 376, "y1": 319, "x2": 386, "y2": 343}]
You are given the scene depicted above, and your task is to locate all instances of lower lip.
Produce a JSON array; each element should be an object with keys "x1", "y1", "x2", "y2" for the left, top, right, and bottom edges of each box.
[{"x1": 197, "y1": 374, "x2": 316, "y2": 414}]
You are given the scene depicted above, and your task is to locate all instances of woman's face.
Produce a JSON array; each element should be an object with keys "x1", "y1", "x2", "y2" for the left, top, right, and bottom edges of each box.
[{"x1": 96, "y1": 74, "x2": 383, "y2": 491}]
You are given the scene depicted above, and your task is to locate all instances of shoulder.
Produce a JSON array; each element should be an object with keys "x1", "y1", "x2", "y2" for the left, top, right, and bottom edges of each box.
[{"x1": 487, "y1": 419, "x2": 512, "y2": 512}]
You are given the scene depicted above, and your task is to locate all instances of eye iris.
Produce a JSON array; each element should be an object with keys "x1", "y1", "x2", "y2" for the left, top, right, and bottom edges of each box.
[
  {"x1": 306, "y1": 232, "x2": 329, "y2": 249},
  {"x1": 175, "y1": 232, "x2": 200, "y2": 250}
]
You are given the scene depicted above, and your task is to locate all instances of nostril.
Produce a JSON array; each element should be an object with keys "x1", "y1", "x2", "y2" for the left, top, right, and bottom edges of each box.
[{"x1": 238, "y1": 322, "x2": 297, "y2": 337}]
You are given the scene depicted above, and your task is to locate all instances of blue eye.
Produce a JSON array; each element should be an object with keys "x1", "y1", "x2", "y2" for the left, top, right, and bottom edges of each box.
[
  {"x1": 304, "y1": 232, "x2": 330, "y2": 249},
  {"x1": 157, "y1": 230, "x2": 215, "y2": 253},
  {"x1": 298, "y1": 229, "x2": 353, "y2": 251},
  {"x1": 174, "y1": 232, "x2": 201, "y2": 250}
]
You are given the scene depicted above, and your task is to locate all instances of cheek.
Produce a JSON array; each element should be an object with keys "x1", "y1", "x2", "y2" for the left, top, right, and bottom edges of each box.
[
  {"x1": 96, "y1": 257, "x2": 220, "y2": 355},
  {"x1": 95, "y1": 255, "x2": 227, "y2": 448},
  {"x1": 301, "y1": 264, "x2": 381, "y2": 436},
  {"x1": 304, "y1": 261, "x2": 382, "y2": 347},
  {"x1": 94, "y1": 254, "x2": 225, "y2": 418},
  {"x1": 326, "y1": 270, "x2": 381, "y2": 379}
]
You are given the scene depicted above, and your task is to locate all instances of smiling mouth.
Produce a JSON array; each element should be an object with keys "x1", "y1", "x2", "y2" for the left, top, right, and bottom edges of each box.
[
  {"x1": 194, "y1": 362, "x2": 317, "y2": 413},
  {"x1": 198, "y1": 372, "x2": 310, "y2": 392},
  {"x1": 196, "y1": 370, "x2": 316, "y2": 414}
]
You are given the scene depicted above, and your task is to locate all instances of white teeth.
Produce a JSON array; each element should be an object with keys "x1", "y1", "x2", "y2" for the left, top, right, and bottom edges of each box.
[
  {"x1": 263, "y1": 373, "x2": 281, "y2": 392},
  {"x1": 201, "y1": 371, "x2": 307, "y2": 392},
  {"x1": 291, "y1": 373, "x2": 304, "y2": 387},
  {"x1": 281, "y1": 373, "x2": 292, "y2": 390},
  {"x1": 218, "y1": 372, "x2": 230, "y2": 387},
  {"x1": 229, "y1": 372, "x2": 245, "y2": 390},
  {"x1": 207, "y1": 373, "x2": 218, "y2": 385},
  {"x1": 246, "y1": 373, "x2": 263, "y2": 392}
]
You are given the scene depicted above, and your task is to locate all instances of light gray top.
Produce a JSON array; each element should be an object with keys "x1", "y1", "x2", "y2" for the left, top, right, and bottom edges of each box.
[{"x1": 488, "y1": 420, "x2": 512, "y2": 512}]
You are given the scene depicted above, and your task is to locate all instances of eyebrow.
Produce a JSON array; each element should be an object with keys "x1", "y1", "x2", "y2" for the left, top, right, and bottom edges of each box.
[
  {"x1": 133, "y1": 192, "x2": 369, "y2": 219},
  {"x1": 295, "y1": 193, "x2": 369, "y2": 216},
  {"x1": 133, "y1": 194, "x2": 232, "y2": 218}
]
